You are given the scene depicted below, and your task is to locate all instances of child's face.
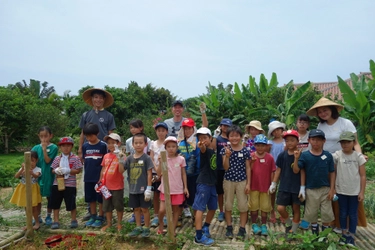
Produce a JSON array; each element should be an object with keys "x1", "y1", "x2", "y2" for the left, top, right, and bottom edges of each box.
[
  {"x1": 132, "y1": 136, "x2": 146, "y2": 153},
  {"x1": 91, "y1": 93, "x2": 105, "y2": 109},
  {"x1": 38, "y1": 130, "x2": 53, "y2": 143},
  {"x1": 85, "y1": 134, "x2": 98, "y2": 144},
  {"x1": 165, "y1": 142, "x2": 178, "y2": 156},
  {"x1": 254, "y1": 143, "x2": 267, "y2": 154},
  {"x1": 198, "y1": 134, "x2": 211, "y2": 147},
  {"x1": 272, "y1": 128, "x2": 284, "y2": 138},
  {"x1": 130, "y1": 125, "x2": 143, "y2": 135},
  {"x1": 249, "y1": 127, "x2": 261, "y2": 138},
  {"x1": 60, "y1": 144, "x2": 73, "y2": 155},
  {"x1": 156, "y1": 127, "x2": 168, "y2": 140},
  {"x1": 106, "y1": 138, "x2": 120, "y2": 152},
  {"x1": 340, "y1": 140, "x2": 354, "y2": 153},
  {"x1": 228, "y1": 131, "x2": 241, "y2": 146},
  {"x1": 30, "y1": 157, "x2": 37, "y2": 169},
  {"x1": 220, "y1": 125, "x2": 229, "y2": 134},
  {"x1": 308, "y1": 137, "x2": 325, "y2": 150},
  {"x1": 183, "y1": 126, "x2": 194, "y2": 138},
  {"x1": 284, "y1": 136, "x2": 298, "y2": 151},
  {"x1": 297, "y1": 120, "x2": 309, "y2": 132}
]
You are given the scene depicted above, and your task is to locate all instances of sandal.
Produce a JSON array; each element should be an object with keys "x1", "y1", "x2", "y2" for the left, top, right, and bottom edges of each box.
[{"x1": 70, "y1": 220, "x2": 78, "y2": 228}]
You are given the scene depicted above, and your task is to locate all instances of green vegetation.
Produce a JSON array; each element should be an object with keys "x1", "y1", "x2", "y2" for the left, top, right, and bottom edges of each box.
[{"x1": 0, "y1": 152, "x2": 24, "y2": 187}]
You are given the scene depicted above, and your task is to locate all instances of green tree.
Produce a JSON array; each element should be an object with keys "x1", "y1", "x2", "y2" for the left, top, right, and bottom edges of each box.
[{"x1": 13, "y1": 79, "x2": 55, "y2": 99}]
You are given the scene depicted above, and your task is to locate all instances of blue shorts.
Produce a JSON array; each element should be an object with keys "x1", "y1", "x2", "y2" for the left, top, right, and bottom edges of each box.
[
  {"x1": 84, "y1": 182, "x2": 103, "y2": 204},
  {"x1": 192, "y1": 184, "x2": 218, "y2": 212}
]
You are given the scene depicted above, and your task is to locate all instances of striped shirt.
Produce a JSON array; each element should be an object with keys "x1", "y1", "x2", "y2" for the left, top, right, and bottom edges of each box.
[{"x1": 51, "y1": 154, "x2": 83, "y2": 187}]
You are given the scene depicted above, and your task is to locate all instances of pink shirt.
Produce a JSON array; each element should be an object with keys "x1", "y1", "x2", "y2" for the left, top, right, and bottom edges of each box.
[
  {"x1": 158, "y1": 156, "x2": 186, "y2": 195},
  {"x1": 250, "y1": 152, "x2": 276, "y2": 193}
]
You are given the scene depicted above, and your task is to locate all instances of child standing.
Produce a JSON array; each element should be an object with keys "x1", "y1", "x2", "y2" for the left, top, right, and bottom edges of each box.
[
  {"x1": 31, "y1": 126, "x2": 58, "y2": 225},
  {"x1": 293, "y1": 129, "x2": 335, "y2": 235},
  {"x1": 221, "y1": 125, "x2": 251, "y2": 240},
  {"x1": 150, "y1": 122, "x2": 169, "y2": 227},
  {"x1": 333, "y1": 131, "x2": 366, "y2": 247},
  {"x1": 210, "y1": 118, "x2": 232, "y2": 222},
  {"x1": 10, "y1": 151, "x2": 42, "y2": 230},
  {"x1": 156, "y1": 136, "x2": 188, "y2": 234},
  {"x1": 250, "y1": 134, "x2": 276, "y2": 236},
  {"x1": 100, "y1": 133, "x2": 126, "y2": 232},
  {"x1": 243, "y1": 120, "x2": 265, "y2": 154},
  {"x1": 82, "y1": 122, "x2": 108, "y2": 228},
  {"x1": 296, "y1": 114, "x2": 310, "y2": 152},
  {"x1": 124, "y1": 133, "x2": 153, "y2": 237},
  {"x1": 49, "y1": 137, "x2": 83, "y2": 229},
  {"x1": 269, "y1": 130, "x2": 302, "y2": 235},
  {"x1": 193, "y1": 127, "x2": 217, "y2": 246}
]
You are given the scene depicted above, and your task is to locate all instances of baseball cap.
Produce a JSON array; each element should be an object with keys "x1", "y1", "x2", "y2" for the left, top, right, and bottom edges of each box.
[
  {"x1": 338, "y1": 131, "x2": 355, "y2": 142},
  {"x1": 254, "y1": 134, "x2": 268, "y2": 144},
  {"x1": 309, "y1": 129, "x2": 326, "y2": 139},
  {"x1": 196, "y1": 127, "x2": 212, "y2": 137},
  {"x1": 181, "y1": 118, "x2": 195, "y2": 128},
  {"x1": 155, "y1": 122, "x2": 168, "y2": 130},
  {"x1": 172, "y1": 100, "x2": 184, "y2": 107},
  {"x1": 164, "y1": 136, "x2": 178, "y2": 145},
  {"x1": 104, "y1": 133, "x2": 121, "y2": 142},
  {"x1": 283, "y1": 129, "x2": 299, "y2": 139},
  {"x1": 58, "y1": 137, "x2": 74, "y2": 145},
  {"x1": 220, "y1": 118, "x2": 232, "y2": 126}
]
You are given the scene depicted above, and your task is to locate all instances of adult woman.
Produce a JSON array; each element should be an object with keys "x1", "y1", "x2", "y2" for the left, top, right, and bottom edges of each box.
[{"x1": 306, "y1": 97, "x2": 367, "y2": 232}]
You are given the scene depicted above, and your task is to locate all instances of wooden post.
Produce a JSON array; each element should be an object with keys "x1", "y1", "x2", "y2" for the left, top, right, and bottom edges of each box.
[
  {"x1": 160, "y1": 151, "x2": 175, "y2": 243},
  {"x1": 24, "y1": 152, "x2": 34, "y2": 237}
]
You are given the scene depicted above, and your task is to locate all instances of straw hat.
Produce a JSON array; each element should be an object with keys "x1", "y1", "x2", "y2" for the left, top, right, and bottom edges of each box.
[
  {"x1": 245, "y1": 120, "x2": 265, "y2": 134},
  {"x1": 306, "y1": 97, "x2": 343, "y2": 116},
  {"x1": 82, "y1": 88, "x2": 114, "y2": 108}
]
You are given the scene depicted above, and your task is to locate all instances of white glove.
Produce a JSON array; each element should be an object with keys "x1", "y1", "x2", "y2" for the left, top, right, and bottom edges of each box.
[
  {"x1": 299, "y1": 186, "x2": 306, "y2": 202},
  {"x1": 61, "y1": 168, "x2": 70, "y2": 175},
  {"x1": 144, "y1": 186, "x2": 153, "y2": 201},
  {"x1": 55, "y1": 167, "x2": 63, "y2": 175},
  {"x1": 268, "y1": 182, "x2": 277, "y2": 194},
  {"x1": 94, "y1": 183, "x2": 100, "y2": 193},
  {"x1": 199, "y1": 102, "x2": 206, "y2": 113}
]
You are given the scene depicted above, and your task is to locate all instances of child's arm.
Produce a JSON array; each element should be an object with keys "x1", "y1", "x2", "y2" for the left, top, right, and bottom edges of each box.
[
  {"x1": 358, "y1": 164, "x2": 366, "y2": 202},
  {"x1": 198, "y1": 141, "x2": 206, "y2": 154},
  {"x1": 293, "y1": 149, "x2": 302, "y2": 174},
  {"x1": 181, "y1": 166, "x2": 189, "y2": 198},
  {"x1": 328, "y1": 171, "x2": 336, "y2": 200},
  {"x1": 245, "y1": 159, "x2": 251, "y2": 194},
  {"x1": 147, "y1": 168, "x2": 152, "y2": 187},
  {"x1": 69, "y1": 168, "x2": 82, "y2": 175},
  {"x1": 199, "y1": 102, "x2": 208, "y2": 127},
  {"x1": 210, "y1": 138, "x2": 217, "y2": 151},
  {"x1": 222, "y1": 146, "x2": 231, "y2": 171},
  {"x1": 41, "y1": 140, "x2": 52, "y2": 164},
  {"x1": 14, "y1": 166, "x2": 25, "y2": 178},
  {"x1": 272, "y1": 168, "x2": 281, "y2": 183}
]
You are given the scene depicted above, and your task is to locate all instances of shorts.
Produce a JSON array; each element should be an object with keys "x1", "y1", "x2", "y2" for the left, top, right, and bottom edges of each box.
[
  {"x1": 192, "y1": 184, "x2": 218, "y2": 212},
  {"x1": 152, "y1": 174, "x2": 161, "y2": 193},
  {"x1": 129, "y1": 193, "x2": 151, "y2": 209},
  {"x1": 186, "y1": 175, "x2": 198, "y2": 206},
  {"x1": 215, "y1": 170, "x2": 225, "y2": 195},
  {"x1": 276, "y1": 191, "x2": 302, "y2": 206},
  {"x1": 49, "y1": 185, "x2": 77, "y2": 211},
  {"x1": 84, "y1": 182, "x2": 103, "y2": 204},
  {"x1": 304, "y1": 186, "x2": 334, "y2": 224},
  {"x1": 160, "y1": 193, "x2": 185, "y2": 206},
  {"x1": 249, "y1": 190, "x2": 272, "y2": 212},
  {"x1": 223, "y1": 180, "x2": 248, "y2": 212},
  {"x1": 103, "y1": 189, "x2": 124, "y2": 212}
]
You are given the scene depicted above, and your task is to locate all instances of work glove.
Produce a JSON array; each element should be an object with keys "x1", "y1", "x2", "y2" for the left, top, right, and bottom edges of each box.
[
  {"x1": 268, "y1": 182, "x2": 277, "y2": 194},
  {"x1": 94, "y1": 182, "x2": 101, "y2": 193},
  {"x1": 144, "y1": 186, "x2": 153, "y2": 201},
  {"x1": 299, "y1": 186, "x2": 306, "y2": 202},
  {"x1": 199, "y1": 102, "x2": 206, "y2": 114},
  {"x1": 61, "y1": 168, "x2": 70, "y2": 175},
  {"x1": 54, "y1": 167, "x2": 63, "y2": 175}
]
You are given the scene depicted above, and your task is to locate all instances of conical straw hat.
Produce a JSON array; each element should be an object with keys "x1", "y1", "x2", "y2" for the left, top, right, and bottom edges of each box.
[
  {"x1": 306, "y1": 97, "x2": 343, "y2": 116},
  {"x1": 82, "y1": 88, "x2": 114, "y2": 108}
]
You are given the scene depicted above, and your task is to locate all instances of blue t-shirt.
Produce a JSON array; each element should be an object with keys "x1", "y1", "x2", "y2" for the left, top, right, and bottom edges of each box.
[
  {"x1": 82, "y1": 140, "x2": 108, "y2": 182},
  {"x1": 269, "y1": 140, "x2": 285, "y2": 163},
  {"x1": 276, "y1": 150, "x2": 300, "y2": 194},
  {"x1": 178, "y1": 139, "x2": 200, "y2": 176},
  {"x1": 220, "y1": 147, "x2": 250, "y2": 182},
  {"x1": 216, "y1": 135, "x2": 229, "y2": 171},
  {"x1": 298, "y1": 150, "x2": 334, "y2": 189}
]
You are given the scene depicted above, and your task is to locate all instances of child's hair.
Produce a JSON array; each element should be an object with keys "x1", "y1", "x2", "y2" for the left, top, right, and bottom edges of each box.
[
  {"x1": 132, "y1": 133, "x2": 147, "y2": 143},
  {"x1": 226, "y1": 125, "x2": 243, "y2": 138},
  {"x1": 298, "y1": 114, "x2": 310, "y2": 123},
  {"x1": 30, "y1": 150, "x2": 38, "y2": 160},
  {"x1": 83, "y1": 122, "x2": 99, "y2": 135},
  {"x1": 318, "y1": 106, "x2": 339, "y2": 123},
  {"x1": 129, "y1": 119, "x2": 144, "y2": 132},
  {"x1": 38, "y1": 126, "x2": 52, "y2": 135}
]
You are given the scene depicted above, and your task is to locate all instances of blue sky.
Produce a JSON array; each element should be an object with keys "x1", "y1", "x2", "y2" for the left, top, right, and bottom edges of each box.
[{"x1": 1, "y1": 0, "x2": 374, "y2": 99}]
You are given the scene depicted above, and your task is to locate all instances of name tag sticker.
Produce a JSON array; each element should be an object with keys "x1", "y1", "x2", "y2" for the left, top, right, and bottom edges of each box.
[
  {"x1": 238, "y1": 153, "x2": 243, "y2": 157},
  {"x1": 138, "y1": 160, "x2": 144, "y2": 164},
  {"x1": 175, "y1": 163, "x2": 180, "y2": 167},
  {"x1": 321, "y1": 155, "x2": 327, "y2": 160},
  {"x1": 260, "y1": 159, "x2": 265, "y2": 163}
]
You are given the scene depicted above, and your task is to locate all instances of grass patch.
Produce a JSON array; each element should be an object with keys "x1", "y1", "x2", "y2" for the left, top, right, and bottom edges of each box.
[{"x1": 0, "y1": 152, "x2": 24, "y2": 187}]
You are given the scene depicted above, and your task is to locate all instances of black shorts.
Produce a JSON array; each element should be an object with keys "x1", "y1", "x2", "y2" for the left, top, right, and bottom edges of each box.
[
  {"x1": 215, "y1": 170, "x2": 225, "y2": 195},
  {"x1": 103, "y1": 189, "x2": 124, "y2": 212},
  {"x1": 49, "y1": 185, "x2": 77, "y2": 211},
  {"x1": 152, "y1": 174, "x2": 161, "y2": 193},
  {"x1": 186, "y1": 175, "x2": 198, "y2": 206},
  {"x1": 84, "y1": 182, "x2": 103, "y2": 204},
  {"x1": 129, "y1": 193, "x2": 151, "y2": 209},
  {"x1": 276, "y1": 191, "x2": 302, "y2": 206}
]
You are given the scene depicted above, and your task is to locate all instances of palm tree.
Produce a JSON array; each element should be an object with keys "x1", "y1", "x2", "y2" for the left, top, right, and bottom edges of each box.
[{"x1": 14, "y1": 79, "x2": 55, "y2": 99}]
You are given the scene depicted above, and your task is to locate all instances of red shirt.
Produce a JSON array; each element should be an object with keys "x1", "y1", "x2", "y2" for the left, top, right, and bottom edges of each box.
[
  {"x1": 101, "y1": 153, "x2": 124, "y2": 190},
  {"x1": 250, "y1": 152, "x2": 276, "y2": 193}
]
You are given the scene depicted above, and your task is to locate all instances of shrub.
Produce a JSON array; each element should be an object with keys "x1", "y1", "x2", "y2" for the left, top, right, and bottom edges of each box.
[
  {"x1": 366, "y1": 152, "x2": 375, "y2": 180},
  {"x1": 0, "y1": 153, "x2": 24, "y2": 187}
]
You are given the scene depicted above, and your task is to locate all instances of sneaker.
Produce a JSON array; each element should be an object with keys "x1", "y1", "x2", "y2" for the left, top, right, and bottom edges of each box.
[
  {"x1": 85, "y1": 217, "x2": 96, "y2": 227},
  {"x1": 151, "y1": 217, "x2": 159, "y2": 227},
  {"x1": 194, "y1": 234, "x2": 214, "y2": 246},
  {"x1": 202, "y1": 226, "x2": 211, "y2": 238},
  {"x1": 299, "y1": 220, "x2": 310, "y2": 230},
  {"x1": 339, "y1": 234, "x2": 348, "y2": 245},
  {"x1": 311, "y1": 225, "x2": 319, "y2": 235},
  {"x1": 333, "y1": 227, "x2": 342, "y2": 234},
  {"x1": 346, "y1": 235, "x2": 356, "y2": 247},
  {"x1": 218, "y1": 212, "x2": 225, "y2": 222},
  {"x1": 261, "y1": 224, "x2": 268, "y2": 236},
  {"x1": 183, "y1": 207, "x2": 192, "y2": 218},
  {"x1": 91, "y1": 216, "x2": 104, "y2": 228},
  {"x1": 82, "y1": 212, "x2": 91, "y2": 222},
  {"x1": 321, "y1": 225, "x2": 331, "y2": 232},
  {"x1": 252, "y1": 224, "x2": 261, "y2": 235},
  {"x1": 236, "y1": 227, "x2": 246, "y2": 240},
  {"x1": 45, "y1": 216, "x2": 52, "y2": 226},
  {"x1": 225, "y1": 226, "x2": 233, "y2": 239},
  {"x1": 285, "y1": 225, "x2": 292, "y2": 234},
  {"x1": 127, "y1": 214, "x2": 136, "y2": 223},
  {"x1": 141, "y1": 227, "x2": 151, "y2": 238},
  {"x1": 70, "y1": 220, "x2": 78, "y2": 228},
  {"x1": 51, "y1": 222, "x2": 60, "y2": 229},
  {"x1": 128, "y1": 227, "x2": 143, "y2": 237}
]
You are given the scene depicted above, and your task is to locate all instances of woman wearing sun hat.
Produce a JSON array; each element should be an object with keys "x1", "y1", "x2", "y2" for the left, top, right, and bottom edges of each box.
[{"x1": 306, "y1": 97, "x2": 367, "y2": 231}]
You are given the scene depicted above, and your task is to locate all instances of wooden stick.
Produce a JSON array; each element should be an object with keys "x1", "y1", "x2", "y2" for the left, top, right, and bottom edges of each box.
[
  {"x1": 24, "y1": 152, "x2": 33, "y2": 237},
  {"x1": 160, "y1": 151, "x2": 175, "y2": 243}
]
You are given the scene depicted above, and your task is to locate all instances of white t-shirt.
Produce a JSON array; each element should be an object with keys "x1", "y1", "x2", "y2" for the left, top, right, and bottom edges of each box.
[
  {"x1": 150, "y1": 140, "x2": 165, "y2": 173},
  {"x1": 317, "y1": 117, "x2": 356, "y2": 153},
  {"x1": 333, "y1": 150, "x2": 366, "y2": 195}
]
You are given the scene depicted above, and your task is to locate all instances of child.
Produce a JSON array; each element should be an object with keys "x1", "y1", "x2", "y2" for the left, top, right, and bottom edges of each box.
[
  {"x1": 50, "y1": 137, "x2": 83, "y2": 229},
  {"x1": 193, "y1": 127, "x2": 217, "y2": 246},
  {"x1": 293, "y1": 129, "x2": 335, "y2": 235},
  {"x1": 150, "y1": 122, "x2": 169, "y2": 227},
  {"x1": 269, "y1": 130, "x2": 302, "y2": 235},
  {"x1": 221, "y1": 125, "x2": 251, "y2": 240},
  {"x1": 31, "y1": 126, "x2": 58, "y2": 225},
  {"x1": 243, "y1": 120, "x2": 265, "y2": 154},
  {"x1": 124, "y1": 133, "x2": 153, "y2": 237},
  {"x1": 267, "y1": 120, "x2": 286, "y2": 223},
  {"x1": 210, "y1": 118, "x2": 232, "y2": 222},
  {"x1": 333, "y1": 131, "x2": 366, "y2": 246},
  {"x1": 296, "y1": 114, "x2": 310, "y2": 152},
  {"x1": 156, "y1": 136, "x2": 188, "y2": 235},
  {"x1": 249, "y1": 134, "x2": 276, "y2": 236},
  {"x1": 100, "y1": 133, "x2": 126, "y2": 232},
  {"x1": 10, "y1": 151, "x2": 42, "y2": 230},
  {"x1": 82, "y1": 122, "x2": 108, "y2": 228}
]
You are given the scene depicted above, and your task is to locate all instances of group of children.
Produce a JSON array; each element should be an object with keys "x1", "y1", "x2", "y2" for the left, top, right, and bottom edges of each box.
[{"x1": 10, "y1": 112, "x2": 366, "y2": 247}]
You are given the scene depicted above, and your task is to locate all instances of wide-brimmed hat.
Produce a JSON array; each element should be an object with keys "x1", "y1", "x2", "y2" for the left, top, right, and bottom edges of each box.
[
  {"x1": 245, "y1": 120, "x2": 265, "y2": 134},
  {"x1": 82, "y1": 88, "x2": 114, "y2": 108},
  {"x1": 306, "y1": 97, "x2": 344, "y2": 116},
  {"x1": 267, "y1": 121, "x2": 286, "y2": 138}
]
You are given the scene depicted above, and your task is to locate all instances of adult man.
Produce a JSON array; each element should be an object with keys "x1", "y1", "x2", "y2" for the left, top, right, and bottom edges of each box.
[{"x1": 164, "y1": 100, "x2": 185, "y2": 137}]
